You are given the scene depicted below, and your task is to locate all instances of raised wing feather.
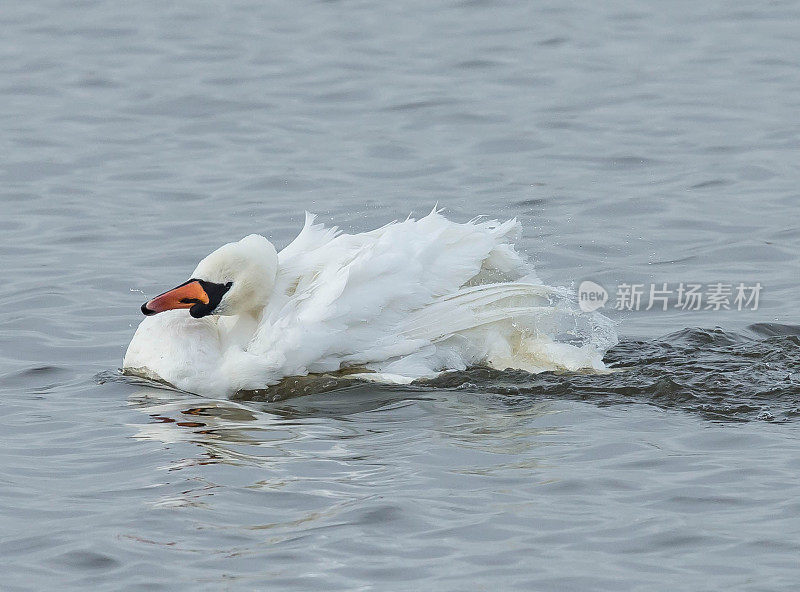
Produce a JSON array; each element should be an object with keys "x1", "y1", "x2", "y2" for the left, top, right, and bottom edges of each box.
[{"x1": 247, "y1": 209, "x2": 527, "y2": 377}]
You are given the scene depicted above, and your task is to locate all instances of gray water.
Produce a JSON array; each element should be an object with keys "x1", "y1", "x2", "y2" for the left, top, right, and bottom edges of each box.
[{"x1": 2, "y1": 1, "x2": 800, "y2": 590}]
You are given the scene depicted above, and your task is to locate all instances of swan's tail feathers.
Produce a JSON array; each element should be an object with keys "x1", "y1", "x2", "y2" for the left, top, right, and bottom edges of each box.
[{"x1": 396, "y1": 281, "x2": 618, "y2": 373}]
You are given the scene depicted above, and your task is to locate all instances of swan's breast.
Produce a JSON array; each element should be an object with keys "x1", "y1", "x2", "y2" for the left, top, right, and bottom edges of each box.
[{"x1": 123, "y1": 310, "x2": 225, "y2": 393}]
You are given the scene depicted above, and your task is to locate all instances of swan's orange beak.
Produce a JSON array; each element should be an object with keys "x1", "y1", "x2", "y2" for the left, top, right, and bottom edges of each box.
[{"x1": 141, "y1": 280, "x2": 209, "y2": 316}]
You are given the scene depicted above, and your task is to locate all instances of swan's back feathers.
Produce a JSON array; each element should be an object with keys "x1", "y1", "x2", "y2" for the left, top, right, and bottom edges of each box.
[{"x1": 246, "y1": 210, "x2": 577, "y2": 381}]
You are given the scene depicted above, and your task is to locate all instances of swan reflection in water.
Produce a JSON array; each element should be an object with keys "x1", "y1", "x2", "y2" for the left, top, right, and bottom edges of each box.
[
  {"x1": 126, "y1": 373, "x2": 560, "y2": 470},
  {"x1": 122, "y1": 373, "x2": 561, "y2": 536}
]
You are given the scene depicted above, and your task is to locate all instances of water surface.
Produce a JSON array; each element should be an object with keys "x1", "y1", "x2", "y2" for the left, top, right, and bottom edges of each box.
[{"x1": 2, "y1": 1, "x2": 800, "y2": 590}]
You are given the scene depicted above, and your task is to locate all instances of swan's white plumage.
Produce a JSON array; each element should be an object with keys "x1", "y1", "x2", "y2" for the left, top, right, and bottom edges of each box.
[{"x1": 123, "y1": 210, "x2": 616, "y2": 396}]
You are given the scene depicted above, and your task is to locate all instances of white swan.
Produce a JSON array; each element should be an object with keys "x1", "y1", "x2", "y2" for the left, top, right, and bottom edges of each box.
[{"x1": 123, "y1": 210, "x2": 616, "y2": 396}]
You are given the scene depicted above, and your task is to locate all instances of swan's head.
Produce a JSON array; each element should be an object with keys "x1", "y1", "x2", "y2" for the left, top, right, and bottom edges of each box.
[{"x1": 141, "y1": 234, "x2": 278, "y2": 319}]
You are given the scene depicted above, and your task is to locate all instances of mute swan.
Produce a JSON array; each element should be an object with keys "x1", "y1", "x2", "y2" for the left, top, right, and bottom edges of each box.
[{"x1": 123, "y1": 210, "x2": 615, "y2": 396}]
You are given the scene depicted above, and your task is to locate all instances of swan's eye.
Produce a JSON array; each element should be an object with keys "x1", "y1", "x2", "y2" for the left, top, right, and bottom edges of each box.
[{"x1": 225, "y1": 282, "x2": 233, "y2": 289}]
